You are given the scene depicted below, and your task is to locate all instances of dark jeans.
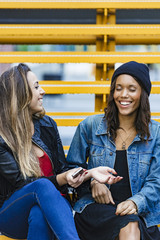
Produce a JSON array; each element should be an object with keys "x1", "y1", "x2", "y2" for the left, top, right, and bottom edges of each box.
[{"x1": 0, "y1": 178, "x2": 80, "y2": 240}]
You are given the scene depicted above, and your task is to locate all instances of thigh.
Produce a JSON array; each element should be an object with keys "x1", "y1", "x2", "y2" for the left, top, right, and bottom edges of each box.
[
  {"x1": 0, "y1": 179, "x2": 74, "y2": 240},
  {"x1": 28, "y1": 205, "x2": 53, "y2": 240},
  {"x1": 0, "y1": 181, "x2": 40, "y2": 238},
  {"x1": 119, "y1": 221, "x2": 140, "y2": 240}
]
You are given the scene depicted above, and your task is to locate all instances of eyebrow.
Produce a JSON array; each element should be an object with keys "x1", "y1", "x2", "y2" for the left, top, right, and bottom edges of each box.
[
  {"x1": 33, "y1": 81, "x2": 39, "y2": 86},
  {"x1": 116, "y1": 83, "x2": 137, "y2": 88}
]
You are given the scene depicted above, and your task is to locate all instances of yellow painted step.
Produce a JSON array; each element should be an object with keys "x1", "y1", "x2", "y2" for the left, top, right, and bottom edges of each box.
[{"x1": 0, "y1": 236, "x2": 25, "y2": 240}]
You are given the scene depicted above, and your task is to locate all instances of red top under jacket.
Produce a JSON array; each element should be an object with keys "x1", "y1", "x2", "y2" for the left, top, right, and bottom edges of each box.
[
  {"x1": 39, "y1": 151, "x2": 54, "y2": 177},
  {"x1": 39, "y1": 151, "x2": 66, "y2": 197}
]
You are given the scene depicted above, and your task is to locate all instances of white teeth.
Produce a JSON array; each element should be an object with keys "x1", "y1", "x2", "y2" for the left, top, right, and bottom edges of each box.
[{"x1": 120, "y1": 101, "x2": 130, "y2": 106}]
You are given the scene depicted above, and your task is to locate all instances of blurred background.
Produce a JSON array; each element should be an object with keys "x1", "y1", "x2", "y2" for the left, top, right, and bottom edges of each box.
[{"x1": 0, "y1": 7, "x2": 160, "y2": 147}]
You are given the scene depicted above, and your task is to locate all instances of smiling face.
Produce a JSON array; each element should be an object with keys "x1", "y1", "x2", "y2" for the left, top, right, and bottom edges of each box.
[
  {"x1": 27, "y1": 71, "x2": 45, "y2": 115},
  {"x1": 113, "y1": 74, "x2": 142, "y2": 118}
]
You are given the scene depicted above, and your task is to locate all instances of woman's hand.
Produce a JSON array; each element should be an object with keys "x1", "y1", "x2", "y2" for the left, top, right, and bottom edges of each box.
[
  {"x1": 57, "y1": 166, "x2": 122, "y2": 188},
  {"x1": 116, "y1": 200, "x2": 138, "y2": 216},
  {"x1": 65, "y1": 168, "x2": 87, "y2": 188},
  {"x1": 90, "y1": 166, "x2": 123, "y2": 184},
  {"x1": 91, "y1": 180, "x2": 115, "y2": 205}
]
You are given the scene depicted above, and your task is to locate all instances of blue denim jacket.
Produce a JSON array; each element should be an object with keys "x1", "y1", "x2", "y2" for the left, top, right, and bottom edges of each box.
[{"x1": 67, "y1": 114, "x2": 160, "y2": 227}]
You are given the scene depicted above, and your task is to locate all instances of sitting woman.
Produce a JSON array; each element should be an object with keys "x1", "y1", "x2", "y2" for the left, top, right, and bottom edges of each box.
[
  {"x1": 0, "y1": 64, "x2": 121, "y2": 240},
  {"x1": 67, "y1": 61, "x2": 160, "y2": 240}
]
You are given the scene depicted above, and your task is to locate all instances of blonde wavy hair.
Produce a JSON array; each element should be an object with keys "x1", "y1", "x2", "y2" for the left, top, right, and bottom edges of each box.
[{"x1": 0, "y1": 63, "x2": 45, "y2": 178}]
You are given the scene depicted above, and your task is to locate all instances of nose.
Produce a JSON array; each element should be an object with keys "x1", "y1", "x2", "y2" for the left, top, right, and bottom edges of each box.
[
  {"x1": 40, "y1": 87, "x2": 45, "y2": 95},
  {"x1": 121, "y1": 88, "x2": 128, "y2": 97}
]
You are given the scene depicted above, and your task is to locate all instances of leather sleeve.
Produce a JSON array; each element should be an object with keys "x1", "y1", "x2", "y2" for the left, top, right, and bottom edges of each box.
[{"x1": 0, "y1": 141, "x2": 28, "y2": 188}]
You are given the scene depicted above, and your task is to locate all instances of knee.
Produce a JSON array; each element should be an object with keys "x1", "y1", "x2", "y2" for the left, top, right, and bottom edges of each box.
[
  {"x1": 32, "y1": 178, "x2": 61, "y2": 200},
  {"x1": 28, "y1": 205, "x2": 53, "y2": 239},
  {"x1": 119, "y1": 221, "x2": 140, "y2": 240},
  {"x1": 28, "y1": 205, "x2": 47, "y2": 228},
  {"x1": 34, "y1": 178, "x2": 57, "y2": 193}
]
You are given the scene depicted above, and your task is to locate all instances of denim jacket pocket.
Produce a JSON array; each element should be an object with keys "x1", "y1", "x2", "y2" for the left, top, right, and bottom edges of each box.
[
  {"x1": 89, "y1": 146, "x2": 106, "y2": 168},
  {"x1": 139, "y1": 154, "x2": 151, "y2": 179}
]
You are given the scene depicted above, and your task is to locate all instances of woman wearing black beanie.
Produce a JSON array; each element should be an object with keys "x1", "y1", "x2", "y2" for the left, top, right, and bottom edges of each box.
[{"x1": 67, "y1": 61, "x2": 160, "y2": 240}]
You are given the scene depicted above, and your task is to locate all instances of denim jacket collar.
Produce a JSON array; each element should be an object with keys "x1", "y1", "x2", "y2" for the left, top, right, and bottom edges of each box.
[{"x1": 95, "y1": 116, "x2": 108, "y2": 136}]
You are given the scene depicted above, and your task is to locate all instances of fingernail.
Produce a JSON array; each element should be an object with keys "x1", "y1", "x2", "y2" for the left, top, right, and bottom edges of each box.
[{"x1": 85, "y1": 172, "x2": 88, "y2": 175}]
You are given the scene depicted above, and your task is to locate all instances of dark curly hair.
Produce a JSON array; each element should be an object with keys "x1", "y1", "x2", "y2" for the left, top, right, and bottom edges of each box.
[{"x1": 104, "y1": 78, "x2": 151, "y2": 141}]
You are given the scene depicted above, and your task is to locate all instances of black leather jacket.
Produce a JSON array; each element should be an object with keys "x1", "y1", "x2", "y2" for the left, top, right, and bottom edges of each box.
[{"x1": 0, "y1": 115, "x2": 68, "y2": 207}]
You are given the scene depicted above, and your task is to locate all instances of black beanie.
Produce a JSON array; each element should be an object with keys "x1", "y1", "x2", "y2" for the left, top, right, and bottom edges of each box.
[{"x1": 111, "y1": 61, "x2": 151, "y2": 96}]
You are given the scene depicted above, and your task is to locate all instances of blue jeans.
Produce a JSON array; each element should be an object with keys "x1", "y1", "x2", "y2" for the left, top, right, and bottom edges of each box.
[{"x1": 0, "y1": 178, "x2": 80, "y2": 240}]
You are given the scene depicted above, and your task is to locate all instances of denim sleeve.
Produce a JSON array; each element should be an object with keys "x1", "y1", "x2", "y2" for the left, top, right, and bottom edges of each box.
[
  {"x1": 67, "y1": 121, "x2": 89, "y2": 170},
  {"x1": 129, "y1": 126, "x2": 160, "y2": 215}
]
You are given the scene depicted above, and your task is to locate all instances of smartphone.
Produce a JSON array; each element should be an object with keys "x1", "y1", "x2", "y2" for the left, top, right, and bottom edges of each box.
[{"x1": 72, "y1": 167, "x2": 84, "y2": 179}]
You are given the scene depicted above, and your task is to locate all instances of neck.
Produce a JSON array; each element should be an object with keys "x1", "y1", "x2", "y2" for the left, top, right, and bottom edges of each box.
[{"x1": 118, "y1": 114, "x2": 136, "y2": 131}]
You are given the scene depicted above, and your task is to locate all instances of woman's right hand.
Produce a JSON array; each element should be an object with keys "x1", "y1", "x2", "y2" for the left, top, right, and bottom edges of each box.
[
  {"x1": 90, "y1": 166, "x2": 123, "y2": 184},
  {"x1": 65, "y1": 168, "x2": 87, "y2": 188},
  {"x1": 91, "y1": 180, "x2": 115, "y2": 205}
]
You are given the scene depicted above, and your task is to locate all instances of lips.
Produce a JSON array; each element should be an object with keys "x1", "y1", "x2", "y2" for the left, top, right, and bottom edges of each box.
[{"x1": 38, "y1": 98, "x2": 43, "y2": 103}]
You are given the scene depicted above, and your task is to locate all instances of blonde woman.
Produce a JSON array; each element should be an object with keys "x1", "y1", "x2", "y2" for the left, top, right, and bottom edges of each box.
[{"x1": 0, "y1": 63, "x2": 121, "y2": 240}]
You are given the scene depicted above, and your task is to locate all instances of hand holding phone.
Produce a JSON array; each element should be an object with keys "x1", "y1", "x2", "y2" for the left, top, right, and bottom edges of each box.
[{"x1": 72, "y1": 167, "x2": 85, "y2": 179}]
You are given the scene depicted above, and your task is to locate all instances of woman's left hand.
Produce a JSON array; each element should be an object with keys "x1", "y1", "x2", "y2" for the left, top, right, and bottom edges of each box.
[
  {"x1": 115, "y1": 200, "x2": 138, "y2": 216},
  {"x1": 65, "y1": 168, "x2": 87, "y2": 188}
]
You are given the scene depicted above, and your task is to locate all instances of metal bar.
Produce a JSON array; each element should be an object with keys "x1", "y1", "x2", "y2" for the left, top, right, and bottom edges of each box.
[
  {"x1": 42, "y1": 86, "x2": 110, "y2": 94},
  {"x1": 46, "y1": 111, "x2": 103, "y2": 116},
  {"x1": 151, "y1": 112, "x2": 160, "y2": 116},
  {"x1": 55, "y1": 118, "x2": 82, "y2": 126},
  {"x1": 50, "y1": 117, "x2": 160, "y2": 126},
  {"x1": 39, "y1": 81, "x2": 111, "y2": 85},
  {"x1": 40, "y1": 81, "x2": 110, "y2": 94},
  {"x1": 1, "y1": 24, "x2": 160, "y2": 35},
  {"x1": 1, "y1": 23, "x2": 160, "y2": 44},
  {"x1": 39, "y1": 81, "x2": 160, "y2": 94},
  {"x1": 1, "y1": 52, "x2": 160, "y2": 63},
  {"x1": 0, "y1": 35, "x2": 159, "y2": 45},
  {"x1": 42, "y1": 86, "x2": 160, "y2": 94},
  {"x1": 116, "y1": 35, "x2": 160, "y2": 45},
  {"x1": 47, "y1": 111, "x2": 160, "y2": 116},
  {"x1": 0, "y1": 1, "x2": 160, "y2": 9},
  {"x1": 0, "y1": 35, "x2": 96, "y2": 44}
]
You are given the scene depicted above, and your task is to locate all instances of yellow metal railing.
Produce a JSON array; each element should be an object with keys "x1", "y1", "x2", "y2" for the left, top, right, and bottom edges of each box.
[
  {"x1": 1, "y1": 24, "x2": 160, "y2": 35},
  {"x1": 39, "y1": 80, "x2": 160, "y2": 95},
  {"x1": 1, "y1": 24, "x2": 160, "y2": 44},
  {"x1": 0, "y1": 0, "x2": 160, "y2": 9},
  {"x1": 0, "y1": 52, "x2": 160, "y2": 63},
  {"x1": 47, "y1": 112, "x2": 160, "y2": 126}
]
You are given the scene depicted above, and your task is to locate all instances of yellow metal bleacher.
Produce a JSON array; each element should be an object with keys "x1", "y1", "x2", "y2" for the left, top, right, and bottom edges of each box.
[{"x1": 0, "y1": 0, "x2": 160, "y2": 239}]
